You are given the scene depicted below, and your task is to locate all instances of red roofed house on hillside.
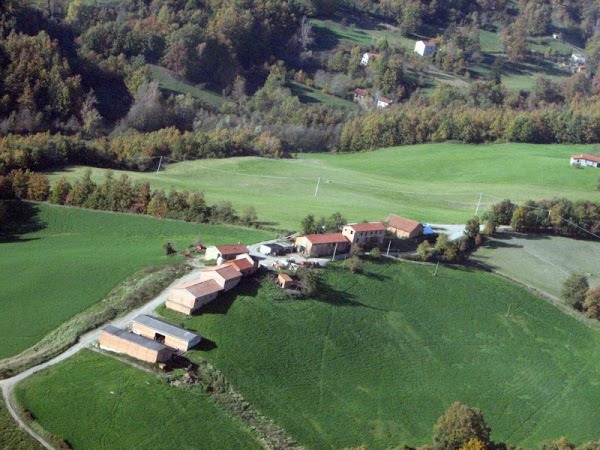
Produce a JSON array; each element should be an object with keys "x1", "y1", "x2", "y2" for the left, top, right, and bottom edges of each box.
[
  {"x1": 353, "y1": 88, "x2": 369, "y2": 103},
  {"x1": 294, "y1": 233, "x2": 351, "y2": 258},
  {"x1": 377, "y1": 96, "x2": 392, "y2": 108},
  {"x1": 205, "y1": 244, "x2": 249, "y2": 261},
  {"x1": 199, "y1": 264, "x2": 243, "y2": 291},
  {"x1": 342, "y1": 222, "x2": 386, "y2": 245},
  {"x1": 223, "y1": 254, "x2": 257, "y2": 276},
  {"x1": 386, "y1": 214, "x2": 424, "y2": 239},
  {"x1": 570, "y1": 154, "x2": 600, "y2": 168},
  {"x1": 166, "y1": 278, "x2": 224, "y2": 315}
]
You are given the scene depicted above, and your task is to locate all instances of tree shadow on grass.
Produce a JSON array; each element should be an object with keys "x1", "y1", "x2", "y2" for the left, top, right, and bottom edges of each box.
[{"x1": 0, "y1": 200, "x2": 46, "y2": 243}]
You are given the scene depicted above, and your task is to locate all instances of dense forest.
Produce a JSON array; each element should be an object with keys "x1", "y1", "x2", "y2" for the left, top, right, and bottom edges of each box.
[{"x1": 2, "y1": 0, "x2": 600, "y2": 173}]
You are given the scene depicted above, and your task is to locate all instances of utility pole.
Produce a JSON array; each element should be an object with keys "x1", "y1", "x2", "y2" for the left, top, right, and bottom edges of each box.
[
  {"x1": 331, "y1": 242, "x2": 338, "y2": 261},
  {"x1": 386, "y1": 240, "x2": 392, "y2": 256},
  {"x1": 433, "y1": 261, "x2": 439, "y2": 276},
  {"x1": 314, "y1": 177, "x2": 321, "y2": 197},
  {"x1": 474, "y1": 192, "x2": 483, "y2": 216},
  {"x1": 156, "y1": 156, "x2": 163, "y2": 175}
]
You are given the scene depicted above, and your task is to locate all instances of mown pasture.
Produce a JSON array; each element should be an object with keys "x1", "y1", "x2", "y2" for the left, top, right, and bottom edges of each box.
[
  {"x1": 48, "y1": 143, "x2": 600, "y2": 230},
  {"x1": 155, "y1": 261, "x2": 600, "y2": 449},
  {"x1": 474, "y1": 233, "x2": 600, "y2": 297},
  {"x1": 0, "y1": 203, "x2": 273, "y2": 359},
  {"x1": 15, "y1": 350, "x2": 261, "y2": 449}
]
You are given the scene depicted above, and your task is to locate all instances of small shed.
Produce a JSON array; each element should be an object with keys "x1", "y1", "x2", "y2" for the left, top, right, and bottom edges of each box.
[
  {"x1": 278, "y1": 273, "x2": 295, "y2": 289},
  {"x1": 132, "y1": 315, "x2": 201, "y2": 352},
  {"x1": 99, "y1": 326, "x2": 173, "y2": 363}
]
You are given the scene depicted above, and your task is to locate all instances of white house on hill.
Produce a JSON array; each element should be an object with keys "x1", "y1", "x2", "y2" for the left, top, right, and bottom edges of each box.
[
  {"x1": 414, "y1": 40, "x2": 436, "y2": 56},
  {"x1": 570, "y1": 153, "x2": 600, "y2": 168},
  {"x1": 361, "y1": 52, "x2": 380, "y2": 65},
  {"x1": 377, "y1": 96, "x2": 392, "y2": 108}
]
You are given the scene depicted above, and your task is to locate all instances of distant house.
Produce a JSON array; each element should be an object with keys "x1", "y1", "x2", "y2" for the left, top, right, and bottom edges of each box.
[
  {"x1": 205, "y1": 244, "x2": 249, "y2": 262},
  {"x1": 414, "y1": 40, "x2": 436, "y2": 56},
  {"x1": 223, "y1": 254, "x2": 257, "y2": 277},
  {"x1": 571, "y1": 53, "x2": 586, "y2": 64},
  {"x1": 166, "y1": 278, "x2": 223, "y2": 315},
  {"x1": 294, "y1": 233, "x2": 351, "y2": 258},
  {"x1": 278, "y1": 273, "x2": 295, "y2": 289},
  {"x1": 377, "y1": 96, "x2": 392, "y2": 108},
  {"x1": 199, "y1": 264, "x2": 243, "y2": 291},
  {"x1": 132, "y1": 315, "x2": 201, "y2": 352},
  {"x1": 386, "y1": 214, "x2": 424, "y2": 239},
  {"x1": 361, "y1": 52, "x2": 380, "y2": 66},
  {"x1": 99, "y1": 325, "x2": 173, "y2": 363},
  {"x1": 353, "y1": 88, "x2": 369, "y2": 103},
  {"x1": 342, "y1": 222, "x2": 386, "y2": 245},
  {"x1": 570, "y1": 153, "x2": 600, "y2": 168}
]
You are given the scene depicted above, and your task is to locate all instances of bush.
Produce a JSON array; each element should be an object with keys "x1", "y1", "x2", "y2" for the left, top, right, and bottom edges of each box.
[
  {"x1": 370, "y1": 247, "x2": 382, "y2": 259},
  {"x1": 163, "y1": 242, "x2": 176, "y2": 255},
  {"x1": 345, "y1": 256, "x2": 363, "y2": 273},
  {"x1": 561, "y1": 273, "x2": 589, "y2": 310}
]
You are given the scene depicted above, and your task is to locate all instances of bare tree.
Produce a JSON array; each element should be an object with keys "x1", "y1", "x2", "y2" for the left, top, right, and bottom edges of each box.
[{"x1": 298, "y1": 16, "x2": 314, "y2": 51}]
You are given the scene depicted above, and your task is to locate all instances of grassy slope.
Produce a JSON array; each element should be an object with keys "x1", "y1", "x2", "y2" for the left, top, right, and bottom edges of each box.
[
  {"x1": 15, "y1": 350, "x2": 260, "y2": 449},
  {"x1": 0, "y1": 403, "x2": 42, "y2": 450},
  {"x1": 157, "y1": 261, "x2": 600, "y2": 449},
  {"x1": 0, "y1": 204, "x2": 273, "y2": 359},
  {"x1": 474, "y1": 233, "x2": 600, "y2": 296},
  {"x1": 47, "y1": 143, "x2": 600, "y2": 230},
  {"x1": 288, "y1": 80, "x2": 358, "y2": 110},
  {"x1": 149, "y1": 65, "x2": 225, "y2": 108}
]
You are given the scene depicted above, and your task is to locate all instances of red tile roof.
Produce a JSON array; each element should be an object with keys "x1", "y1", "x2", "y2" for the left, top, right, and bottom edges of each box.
[
  {"x1": 354, "y1": 88, "x2": 369, "y2": 96},
  {"x1": 174, "y1": 279, "x2": 223, "y2": 297},
  {"x1": 379, "y1": 96, "x2": 392, "y2": 104},
  {"x1": 366, "y1": 52, "x2": 380, "y2": 57},
  {"x1": 204, "y1": 264, "x2": 243, "y2": 280},
  {"x1": 387, "y1": 214, "x2": 422, "y2": 233},
  {"x1": 346, "y1": 222, "x2": 386, "y2": 232},
  {"x1": 215, "y1": 244, "x2": 249, "y2": 256},
  {"x1": 572, "y1": 154, "x2": 600, "y2": 163},
  {"x1": 304, "y1": 233, "x2": 349, "y2": 245},
  {"x1": 224, "y1": 258, "x2": 254, "y2": 272}
]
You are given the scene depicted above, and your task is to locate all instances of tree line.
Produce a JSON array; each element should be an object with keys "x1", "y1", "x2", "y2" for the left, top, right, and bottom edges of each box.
[{"x1": 0, "y1": 168, "x2": 259, "y2": 228}]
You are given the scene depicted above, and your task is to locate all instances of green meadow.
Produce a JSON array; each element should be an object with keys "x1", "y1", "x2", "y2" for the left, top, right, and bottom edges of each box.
[
  {"x1": 154, "y1": 261, "x2": 600, "y2": 449},
  {"x1": 48, "y1": 143, "x2": 600, "y2": 230},
  {"x1": 0, "y1": 203, "x2": 273, "y2": 359},
  {"x1": 15, "y1": 350, "x2": 260, "y2": 449}
]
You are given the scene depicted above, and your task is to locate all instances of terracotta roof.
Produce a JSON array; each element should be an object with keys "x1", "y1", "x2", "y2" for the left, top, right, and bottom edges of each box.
[
  {"x1": 387, "y1": 214, "x2": 422, "y2": 233},
  {"x1": 365, "y1": 52, "x2": 380, "y2": 57},
  {"x1": 214, "y1": 244, "x2": 249, "y2": 256},
  {"x1": 346, "y1": 222, "x2": 386, "y2": 232},
  {"x1": 205, "y1": 264, "x2": 243, "y2": 280},
  {"x1": 572, "y1": 153, "x2": 600, "y2": 163},
  {"x1": 278, "y1": 273, "x2": 294, "y2": 282},
  {"x1": 303, "y1": 233, "x2": 349, "y2": 245},
  {"x1": 354, "y1": 88, "x2": 369, "y2": 96},
  {"x1": 424, "y1": 40, "x2": 436, "y2": 46},
  {"x1": 379, "y1": 96, "x2": 392, "y2": 103},
  {"x1": 175, "y1": 279, "x2": 223, "y2": 297},
  {"x1": 224, "y1": 258, "x2": 254, "y2": 272}
]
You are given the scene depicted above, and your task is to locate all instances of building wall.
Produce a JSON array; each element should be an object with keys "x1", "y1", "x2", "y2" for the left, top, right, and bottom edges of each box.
[
  {"x1": 168, "y1": 289, "x2": 196, "y2": 309},
  {"x1": 131, "y1": 322, "x2": 198, "y2": 352},
  {"x1": 388, "y1": 225, "x2": 423, "y2": 239},
  {"x1": 199, "y1": 272, "x2": 241, "y2": 292},
  {"x1": 205, "y1": 247, "x2": 221, "y2": 261},
  {"x1": 165, "y1": 300, "x2": 193, "y2": 315},
  {"x1": 99, "y1": 331, "x2": 172, "y2": 363},
  {"x1": 309, "y1": 241, "x2": 350, "y2": 257},
  {"x1": 571, "y1": 157, "x2": 599, "y2": 167}
]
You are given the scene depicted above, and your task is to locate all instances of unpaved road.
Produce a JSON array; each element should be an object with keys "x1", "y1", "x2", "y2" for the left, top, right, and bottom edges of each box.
[{"x1": 0, "y1": 264, "x2": 206, "y2": 449}]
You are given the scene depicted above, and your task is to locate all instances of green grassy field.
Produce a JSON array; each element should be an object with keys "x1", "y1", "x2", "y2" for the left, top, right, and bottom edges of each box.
[
  {"x1": 149, "y1": 65, "x2": 225, "y2": 108},
  {"x1": 0, "y1": 203, "x2": 273, "y2": 359},
  {"x1": 474, "y1": 233, "x2": 600, "y2": 297},
  {"x1": 47, "y1": 143, "x2": 600, "y2": 230},
  {"x1": 154, "y1": 261, "x2": 600, "y2": 448},
  {"x1": 288, "y1": 80, "x2": 358, "y2": 110},
  {"x1": 15, "y1": 350, "x2": 260, "y2": 449}
]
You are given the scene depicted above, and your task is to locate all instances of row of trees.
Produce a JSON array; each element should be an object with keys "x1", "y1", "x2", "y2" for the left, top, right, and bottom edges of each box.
[{"x1": 0, "y1": 168, "x2": 259, "y2": 227}]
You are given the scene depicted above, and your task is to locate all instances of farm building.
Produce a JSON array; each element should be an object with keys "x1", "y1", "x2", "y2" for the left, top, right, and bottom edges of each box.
[
  {"x1": 294, "y1": 233, "x2": 351, "y2": 258},
  {"x1": 166, "y1": 278, "x2": 223, "y2": 315},
  {"x1": 570, "y1": 153, "x2": 600, "y2": 167},
  {"x1": 386, "y1": 214, "x2": 424, "y2": 239},
  {"x1": 99, "y1": 326, "x2": 173, "y2": 363},
  {"x1": 353, "y1": 88, "x2": 369, "y2": 103},
  {"x1": 414, "y1": 40, "x2": 436, "y2": 56},
  {"x1": 342, "y1": 222, "x2": 386, "y2": 245},
  {"x1": 377, "y1": 96, "x2": 392, "y2": 108},
  {"x1": 360, "y1": 52, "x2": 380, "y2": 65},
  {"x1": 259, "y1": 242, "x2": 293, "y2": 255},
  {"x1": 278, "y1": 273, "x2": 295, "y2": 289},
  {"x1": 224, "y1": 254, "x2": 257, "y2": 276},
  {"x1": 199, "y1": 264, "x2": 243, "y2": 291},
  {"x1": 132, "y1": 315, "x2": 201, "y2": 352},
  {"x1": 205, "y1": 244, "x2": 249, "y2": 262}
]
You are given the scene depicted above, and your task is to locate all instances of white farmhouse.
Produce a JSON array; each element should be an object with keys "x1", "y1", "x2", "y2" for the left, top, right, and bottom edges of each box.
[
  {"x1": 361, "y1": 52, "x2": 380, "y2": 66},
  {"x1": 414, "y1": 40, "x2": 436, "y2": 56},
  {"x1": 570, "y1": 153, "x2": 600, "y2": 168},
  {"x1": 377, "y1": 96, "x2": 392, "y2": 108}
]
